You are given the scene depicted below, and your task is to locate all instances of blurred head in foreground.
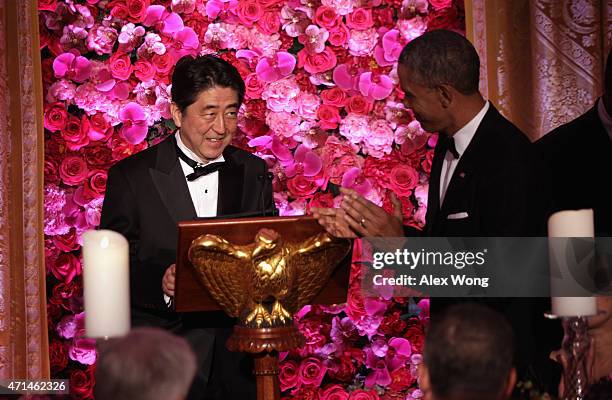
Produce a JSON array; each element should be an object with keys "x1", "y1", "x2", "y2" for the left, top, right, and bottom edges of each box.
[
  {"x1": 419, "y1": 303, "x2": 516, "y2": 400},
  {"x1": 94, "y1": 327, "x2": 196, "y2": 400}
]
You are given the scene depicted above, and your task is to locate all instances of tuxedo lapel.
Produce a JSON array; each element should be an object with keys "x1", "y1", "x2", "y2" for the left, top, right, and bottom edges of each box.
[
  {"x1": 217, "y1": 146, "x2": 245, "y2": 216},
  {"x1": 439, "y1": 107, "x2": 495, "y2": 214},
  {"x1": 149, "y1": 135, "x2": 197, "y2": 223},
  {"x1": 425, "y1": 136, "x2": 446, "y2": 235}
]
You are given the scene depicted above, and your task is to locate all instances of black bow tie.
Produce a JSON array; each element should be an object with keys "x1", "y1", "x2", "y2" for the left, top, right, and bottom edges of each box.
[
  {"x1": 176, "y1": 145, "x2": 224, "y2": 181},
  {"x1": 441, "y1": 135, "x2": 460, "y2": 159}
]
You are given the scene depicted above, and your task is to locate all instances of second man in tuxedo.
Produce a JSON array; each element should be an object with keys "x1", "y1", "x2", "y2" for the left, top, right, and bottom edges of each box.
[{"x1": 100, "y1": 55, "x2": 274, "y2": 400}]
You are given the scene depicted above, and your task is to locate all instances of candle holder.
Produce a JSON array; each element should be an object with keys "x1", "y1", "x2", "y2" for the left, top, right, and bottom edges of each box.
[{"x1": 544, "y1": 311, "x2": 602, "y2": 400}]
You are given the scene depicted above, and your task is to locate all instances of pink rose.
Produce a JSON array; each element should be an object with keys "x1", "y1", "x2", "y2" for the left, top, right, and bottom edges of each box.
[
  {"x1": 60, "y1": 156, "x2": 89, "y2": 186},
  {"x1": 134, "y1": 60, "x2": 155, "y2": 81},
  {"x1": 299, "y1": 357, "x2": 327, "y2": 387},
  {"x1": 89, "y1": 113, "x2": 113, "y2": 141},
  {"x1": 317, "y1": 105, "x2": 341, "y2": 130},
  {"x1": 321, "y1": 384, "x2": 349, "y2": 400},
  {"x1": 429, "y1": 0, "x2": 453, "y2": 9},
  {"x1": 346, "y1": 95, "x2": 373, "y2": 115},
  {"x1": 244, "y1": 73, "x2": 265, "y2": 99},
  {"x1": 152, "y1": 52, "x2": 173, "y2": 81},
  {"x1": 258, "y1": 11, "x2": 280, "y2": 35},
  {"x1": 237, "y1": 0, "x2": 263, "y2": 26},
  {"x1": 50, "y1": 253, "x2": 82, "y2": 283},
  {"x1": 44, "y1": 102, "x2": 68, "y2": 132},
  {"x1": 328, "y1": 23, "x2": 350, "y2": 46},
  {"x1": 314, "y1": 6, "x2": 340, "y2": 29},
  {"x1": 298, "y1": 47, "x2": 337, "y2": 74},
  {"x1": 126, "y1": 0, "x2": 150, "y2": 23},
  {"x1": 83, "y1": 170, "x2": 108, "y2": 200},
  {"x1": 109, "y1": 52, "x2": 133, "y2": 81},
  {"x1": 346, "y1": 8, "x2": 373, "y2": 30},
  {"x1": 68, "y1": 338, "x2": 97, "y2": 365},
  {"x1": 287, "y1": 175, "x2": 318, "y2": 198},
  {"x1": 348, "y1": 389, "x2": 380, "y2": 400},
  {"x1": 279, "y1": 360, "x2": 299, "y2": 391},
  {"x1": 321, "y1": 88, "x2": 347, "y2": 107},
  {"x1": 53, "y1": 228, "x2": 80, "y2": 252},
  {"x1": 61, "y1": 115, "x2": 90, "y2": 151}
]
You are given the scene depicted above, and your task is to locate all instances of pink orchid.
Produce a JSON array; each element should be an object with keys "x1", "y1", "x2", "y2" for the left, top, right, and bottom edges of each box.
[
  {"x1": 359, "y1": 72, "x2": 394, "y2": 100},
  {"x1": 53, "y1": 52, "x2": 92, "y2": 83},
  {"x1": 364, "y1": 345, "x2": 392, "y2": 387},
  {"x1": 248, "y1": 135, "x2": 294, "y2": 166},
  {"x1": 374, "y1": 29, "x2": 406, "y2": 66},
  {"x1": 332, "y1": 64, "x2": 360, "y2": 91},
  {"x1": 206, "y1": 0, "x2": 238, "y2": 20},
  {"x1": 280, "y1": 6, "x2": 309, "y2": 37},
  {"x1": 236, "y1": 49, "x2": 262, "y2": 70},
  {"x1": 170, "y1": 27, "x2": 200, "y2": 62},
  {"x1": 119, "y1": 102, "x2": 148, "y2": 144},
  {"x1": 143, "y1": 5, "x2": 184, "y2": 35},
  {"x1": 285, "y1": 145, "x2": 322, "y2": 178},
  {"x1": 387, "y1": 337, "x2": 412, "y2": 371},
  {"x1": 298, "y1": 25, "x2": 329, "y2": 54},
  {"x1": 255, "y1": 52, "x2": 296, "y2": 83},
  {"x1": 342, "y1": 167, "x2": 372, "y2": 197}
]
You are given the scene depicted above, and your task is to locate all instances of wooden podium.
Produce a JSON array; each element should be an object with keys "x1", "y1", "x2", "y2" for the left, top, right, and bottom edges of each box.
[{"x1": 175, "y1": 216, "x2": 351, "y2": 400}]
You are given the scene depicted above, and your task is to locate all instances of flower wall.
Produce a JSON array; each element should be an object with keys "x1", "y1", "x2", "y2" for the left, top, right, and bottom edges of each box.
[{"x1": 39, "y1": 0, "x2": 464, "y2": 398}]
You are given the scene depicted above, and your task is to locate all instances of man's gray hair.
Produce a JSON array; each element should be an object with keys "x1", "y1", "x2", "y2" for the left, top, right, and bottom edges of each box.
[
  {"x1": 399, "y1": 29, "x2": 481, "y2": 95},
  {"x1": 94, "y1": 327, "x2": 197, "y2": 400}
]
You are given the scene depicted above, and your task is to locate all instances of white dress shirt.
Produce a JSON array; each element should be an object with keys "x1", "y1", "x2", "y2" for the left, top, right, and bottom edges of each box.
[
  {"x1": 165, "y1": 132, "x2": 224, "y2": 305},
  {"x1": 597, "y1": 97, "x2": 612, "y2": 140},
  {"x1": 439, "y1": 101, "x2": 490, "y2": 204},
  {"x1": 175, "y1": 131, "x2": 223, "y2": 218}
]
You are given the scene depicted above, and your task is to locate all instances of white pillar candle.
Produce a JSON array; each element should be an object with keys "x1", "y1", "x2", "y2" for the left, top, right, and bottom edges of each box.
[
  {"x1": 548, "y1": 209, "x2": 597, "y2": 317},
  {"x1": 82, "y1": 229, "x2": 131, "y2": 338}
]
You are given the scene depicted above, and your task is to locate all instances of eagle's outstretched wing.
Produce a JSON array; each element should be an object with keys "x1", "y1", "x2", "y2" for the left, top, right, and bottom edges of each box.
[
  {"x1": 284, "y1": 233, "x2": 351, "y2": 314},
  {"x1": 188, "y1": 234, "x2": 252, "y2": 318}
]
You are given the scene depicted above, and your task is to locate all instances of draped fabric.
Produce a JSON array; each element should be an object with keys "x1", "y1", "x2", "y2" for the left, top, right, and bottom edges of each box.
[
  {"x1": 465, "y1": 0, "x2": 612, "y2": 140},
  {"x1": 0, "y1": 0, "x2": 49, "y2": 379}
]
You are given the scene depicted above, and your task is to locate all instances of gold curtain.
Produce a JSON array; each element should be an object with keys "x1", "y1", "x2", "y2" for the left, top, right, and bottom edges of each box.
[
  {"x1": 465, "y1": 0, "x2": 612, "y2": 140},
  {"x1": 0, "y1": 0, "x2": 49, "y2": 379}
]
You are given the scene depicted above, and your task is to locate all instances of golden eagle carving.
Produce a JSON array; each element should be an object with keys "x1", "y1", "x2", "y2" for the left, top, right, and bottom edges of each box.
[{"x1": 188, "y1": 229, "x2": 351, "y2": 328}]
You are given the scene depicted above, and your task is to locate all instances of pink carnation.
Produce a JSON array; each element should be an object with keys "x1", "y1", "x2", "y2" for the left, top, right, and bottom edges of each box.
[
  {"x1": 321, "y1": 0, "x2": 354, "y2": 16},
  {"x1": 363, "y1": 120, "x2": 394, "y2": 158},
  {"x1": 295, "y1": 92, "x2": 321, "y2": 120},
  {"x1": 262, "y1": 76, "x2": 300, "y2": 112},
  {"x1": 87, "y1": 25, "x2": 118, "y2": 55},
  {"x1": 339, "y1": 113, "x2": 369, "y2": 144},
  {"x1": 266, "y1": 111, "x2": 302, "y2": 138},
  {"x1": 348, "y1": 28, "x2": 379, "y2": 57}
]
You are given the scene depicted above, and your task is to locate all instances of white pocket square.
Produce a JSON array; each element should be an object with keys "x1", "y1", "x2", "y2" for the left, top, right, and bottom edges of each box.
[{"x1": 447, "y1": 212, "x2": 469, "y2": 220}]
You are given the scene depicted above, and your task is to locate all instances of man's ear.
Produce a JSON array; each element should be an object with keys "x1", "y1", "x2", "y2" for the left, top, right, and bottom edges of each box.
[
  {"x1": 170, "y1": 102, "x2": 182, "y2": 128},
  {"x1": 436, "y1": 84, "x2": 453, "y2": 108},
  {"x1": 417, "y1": 364, "x2": 432, "y2": 400},
  {"x1": 502, "y1": 368, "x2": 517, "y2": 399}
]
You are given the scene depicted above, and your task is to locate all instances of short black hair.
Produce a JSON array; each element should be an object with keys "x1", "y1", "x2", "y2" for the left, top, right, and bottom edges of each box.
[
  {"x1": 171, "y1": 55, "x2": 245, "y2": 113},
  {"x1": 399, "y1": 29, "x2": 480, "y2": 95},
  {"x1": 424, "y1": 303, "x2": 514, "y2": 399}
]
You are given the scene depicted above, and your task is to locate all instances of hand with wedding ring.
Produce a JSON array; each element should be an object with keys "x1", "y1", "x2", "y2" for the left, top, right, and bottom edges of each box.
[{"x1": 312, "y1": 188, "x2": 405, "y2": 237}]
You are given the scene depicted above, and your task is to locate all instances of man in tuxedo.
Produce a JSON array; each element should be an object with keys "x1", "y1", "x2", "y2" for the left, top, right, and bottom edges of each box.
[
  {"x1": 536, "y1": 49, "x2": 612, "y2": 236},
  {"x1": 313, "y1": 29, "x2": 552, "y2": 389},
  {"x1": 100, "y1": 55, "x2": 274, "y2": 400}
]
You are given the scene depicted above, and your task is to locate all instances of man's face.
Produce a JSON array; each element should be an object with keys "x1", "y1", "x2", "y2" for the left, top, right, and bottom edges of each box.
[
  {"x1": 171, "y1": 86, "x2": 239, "y2": 162},
  {"x1": 398, "y1": 65, "x2": 449, "y2": 134}
]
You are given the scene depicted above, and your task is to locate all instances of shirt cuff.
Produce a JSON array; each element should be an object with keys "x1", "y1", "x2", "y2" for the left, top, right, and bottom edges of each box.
[{"x1": 163, "y1": 294, "x2": 173, "y2": 307}]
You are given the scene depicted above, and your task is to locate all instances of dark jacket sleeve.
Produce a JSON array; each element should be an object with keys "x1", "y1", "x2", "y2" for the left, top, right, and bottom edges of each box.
[{"x1": 99, "y1": 165, "x2": 169, "y2": 311}]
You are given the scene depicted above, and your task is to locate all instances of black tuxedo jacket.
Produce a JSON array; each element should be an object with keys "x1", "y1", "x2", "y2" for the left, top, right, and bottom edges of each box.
[
  {"x1": 536, "y1": 104, "x2": 612, "y2": 236},
  {"x1": 406, "y1": 105, "x2": 544, "y2": 237},
  {"x1": 99, "y1": 134, "x2": 274, "y2": 326}
]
